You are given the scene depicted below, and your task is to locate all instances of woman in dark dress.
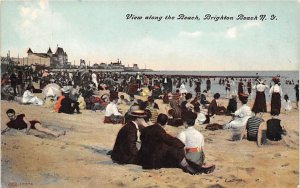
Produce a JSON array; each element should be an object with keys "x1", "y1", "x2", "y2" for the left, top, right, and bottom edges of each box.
[
  {"x1": 252, "y1": 79, "x2": 268, "y2": 114},
  {"x1": 269, "y1": 77, "x2": 283, "y2": 116}
]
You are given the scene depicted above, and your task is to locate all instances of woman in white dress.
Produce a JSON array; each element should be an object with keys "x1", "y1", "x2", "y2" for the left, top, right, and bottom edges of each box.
[
  {"x1": 223, "y1": 93, "x2": 252, "y2": 129},
  {"x1": 282, "y1": 94, "x2": 292, "y2": 112}
]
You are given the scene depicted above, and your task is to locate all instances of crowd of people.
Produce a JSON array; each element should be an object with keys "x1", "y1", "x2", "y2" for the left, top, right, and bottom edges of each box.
[{"x1": 1, "y1": 66, "x2": 299, "y2": 175}]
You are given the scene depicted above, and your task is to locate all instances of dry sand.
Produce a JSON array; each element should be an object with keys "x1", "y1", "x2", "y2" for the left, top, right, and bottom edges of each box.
[{"x1": 1, "y1": 95, "x2": 299, "y2": 188}]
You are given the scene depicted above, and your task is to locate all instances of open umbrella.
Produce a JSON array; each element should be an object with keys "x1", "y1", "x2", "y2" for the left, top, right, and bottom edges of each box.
[{"x1": 42, "y1": 83, "x2": 62, "y2": 98}]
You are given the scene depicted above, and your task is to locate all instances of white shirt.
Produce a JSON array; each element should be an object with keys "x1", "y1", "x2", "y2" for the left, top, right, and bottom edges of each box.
[
  {"x1": 234, "y1": 104, "x2": 252, "y2": 118},
  {"x1": 179, "y1": 83, "x2": 188, "y2": 94},
  {"x1": 269, "y1": 84, "x2": 283, "y2": 96},
  {"x1": 177, "y1": 127, "x2": 204, "y2": 149},
  {"x1": 224, "y1": 104, "x2": 252, "y2": 129},
  {"x1": 253, "y1": 83, "x2": 269, "y2": 92},
  {"x1": 132, "y1": 121, "x2": 141, "y2": 150},
  {"x1": 105, "y1": 102, "x2": 122, "y2": 116}
]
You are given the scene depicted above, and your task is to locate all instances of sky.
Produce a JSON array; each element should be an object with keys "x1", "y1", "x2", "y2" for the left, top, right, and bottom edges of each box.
[{"x1": 1, "y1": 0, "x2": 299, "y2": 71}]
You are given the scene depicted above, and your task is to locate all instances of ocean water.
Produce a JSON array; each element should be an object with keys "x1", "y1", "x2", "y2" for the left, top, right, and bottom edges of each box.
[{"x1": 124, "y1": 71, "x2": 299, "y2": 102}]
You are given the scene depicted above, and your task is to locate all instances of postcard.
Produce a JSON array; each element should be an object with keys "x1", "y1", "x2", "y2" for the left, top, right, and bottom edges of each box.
[{"x1": 1, "y1": 1, "x2": 299, "y2": 187}]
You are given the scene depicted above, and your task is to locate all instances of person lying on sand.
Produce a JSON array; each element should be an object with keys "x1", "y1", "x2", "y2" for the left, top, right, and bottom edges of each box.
[{"x1": 1, "y1": 109, "x2": 65, "y2": 137}]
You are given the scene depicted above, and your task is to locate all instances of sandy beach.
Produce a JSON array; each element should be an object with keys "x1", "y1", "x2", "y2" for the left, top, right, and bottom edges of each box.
[{"x1": 1, "y1": 95, "x2": 299, "y2": 188}]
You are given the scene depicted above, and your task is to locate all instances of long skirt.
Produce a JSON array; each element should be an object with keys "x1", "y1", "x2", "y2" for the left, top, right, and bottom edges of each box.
[
  {"x1": 271, "y1": 93, "x2": 281, "y2": 115},
  {"x1": 252, "y1": 92, "x2": 267, "y2": 113}
]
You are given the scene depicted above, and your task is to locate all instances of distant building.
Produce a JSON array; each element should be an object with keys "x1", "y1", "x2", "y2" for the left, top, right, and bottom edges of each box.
[
  {"x1": 99, "y1": 63, "x2": 108, "y2": 69},
  {"x1": 124, "y1": 63, "x2": 140, "y2": 71},
  {"x1": 107, "y1": 59, "x2": 125, "y2": 69},
  {"x1": 23, "y1": 47, "x2": 68, "y2": 67},
  {"x1": 92, "y1": 63, "x2": 99, "y2": 69}
]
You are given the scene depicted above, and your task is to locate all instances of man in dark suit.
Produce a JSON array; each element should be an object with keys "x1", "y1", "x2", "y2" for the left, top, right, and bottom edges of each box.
[
  {"x1": 111, "y1": 110, "x2": 147, "y2": 164},
  {"x1": 138, "y1": 114, "x2": 197, "y2": 174}
]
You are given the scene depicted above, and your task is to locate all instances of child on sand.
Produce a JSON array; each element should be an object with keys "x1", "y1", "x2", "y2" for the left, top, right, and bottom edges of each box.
[
  {"x1": 2, "y1": 109, "x2": 65, "y2": 137},
  {"x1": 282, "y1": 94, "x2": 292, "y2": 112}
]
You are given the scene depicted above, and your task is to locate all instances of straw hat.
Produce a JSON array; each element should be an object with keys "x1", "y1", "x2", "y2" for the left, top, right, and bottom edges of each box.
[{"x1": 128, "y1": 110, "x2": 147, "y2": 118}]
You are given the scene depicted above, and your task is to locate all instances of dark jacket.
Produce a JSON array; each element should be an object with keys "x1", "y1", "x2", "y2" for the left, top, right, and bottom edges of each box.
[
  {"x1": 59, "y1": 96, "x2": 76, "y2": 114},
  {"x1": 227, "y1": 98, "x2": 237, "y2": 113},
  {"x1": 138, "y1": 123, "x2": 185, "y2": 169},
  {"x1": 111, "y1": 121, "x2": 143, "y2": 164},
  {"x1": 208, "y1": 99, "x2": 217, "y2": 116}
]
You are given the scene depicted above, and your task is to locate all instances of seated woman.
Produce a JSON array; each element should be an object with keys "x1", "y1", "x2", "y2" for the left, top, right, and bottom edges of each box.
[
  {"x1": 2, "y1": 109, "x2": 65, "y2": 137},
  {"x1": 59, "y1": 87, "x2": 81, "y2": 114},
  {"x1": 19, "y1": 89, "x2": 43, "y2": 106},
  {"x1": 104, "y1": 91, "x2": 124, "y2": 124},
  {"x1": 54, "y1": 95, "x2": 65, "y2": 112},
  {"x1": 167, "y1": 100, "x2": 183, "y2": 127},
  {"x1": 177, "y1": 111, "x2": 215, "y2": 174},
  {"x1": 181, "y1": 93, "x2": 194, "y2": 112},
  {"x1": 200, "y1": 90, "x2": 210, "y2": 108},
  {"x1": 282, "y1": 94, "x2": 292, "y2": 112},
  {"x1": 208, "y1": 93, "x2": 227, "y2": 117},
  {"x1": 194, "y1": 103, "x2": 210, "y2": 125},
  {"x1": 226, "y1": 94, "x2": 237, "y2": 114},
  {"x1": 223, "y1": 93, "x2": 252, "y2": 130}
]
